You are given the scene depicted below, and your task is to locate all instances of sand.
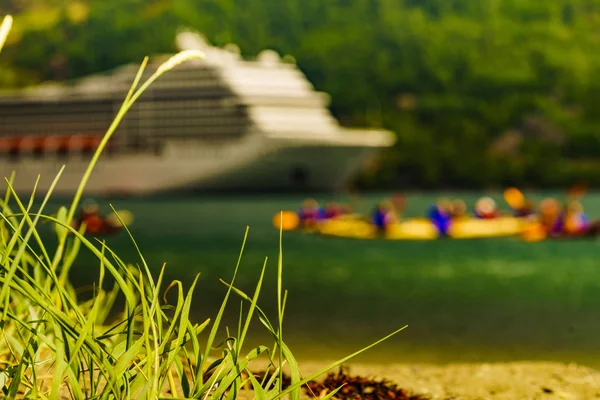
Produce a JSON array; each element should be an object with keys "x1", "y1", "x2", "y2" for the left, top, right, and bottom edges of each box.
[
  {"x1": 242, "y1": 359, "x2": 600, "y2": 400},
  {"x1": 17, "y1": 355, "x2": 600, "y2": 399}
]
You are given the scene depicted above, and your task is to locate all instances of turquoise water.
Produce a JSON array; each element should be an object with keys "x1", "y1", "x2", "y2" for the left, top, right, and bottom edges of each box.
[{"x1": 61, "y1": 191, "x2": 600, "y2": 367}]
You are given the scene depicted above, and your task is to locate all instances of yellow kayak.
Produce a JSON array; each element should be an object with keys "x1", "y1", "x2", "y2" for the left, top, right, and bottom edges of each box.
[
  {"x1": 274, "y1": 210, "x2": 539, "y2": 240},
  {"x1": 317, "y1": 217, "x2": 439, "y2": 240},
  {"x1": 447, "y1": 216, "x2": 535, "y2": 239},
  {"x1": 318, "y1": 216, "x2": 537, "y2": 240}
]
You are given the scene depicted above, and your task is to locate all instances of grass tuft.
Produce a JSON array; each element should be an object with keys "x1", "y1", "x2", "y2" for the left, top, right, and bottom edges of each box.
[{"x1": 0, "y1": 14, "x2": 406, "y2": 399}]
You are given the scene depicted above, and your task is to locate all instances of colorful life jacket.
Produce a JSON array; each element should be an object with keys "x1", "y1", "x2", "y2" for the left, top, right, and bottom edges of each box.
[
  {"x1": 545, "y1": 213, "x2": 565, "y2": 236},
  {"x1": 325, "y1": 206, "x2": 343, "y2": 219},
  {"x1": 428, "y1": 205, "x2": 452, "y2": 236},
  {"x1": 298, "y1": 207, "x2": 325, "y2": 222},
  {"x1": 372, "y1": 209, "x2": 388, "y2": 230},
  {"x1": 563, "y1": 211, "x2": 589, "y2": 234}
]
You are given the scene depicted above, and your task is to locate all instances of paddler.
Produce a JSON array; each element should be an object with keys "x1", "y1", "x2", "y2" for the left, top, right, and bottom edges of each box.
[
  {"x1": 73, "y1": 199, "x2": 104, "y2": 234},
  {"x1": 513, "y1": 199, "x2": 536, "y2": 218},
  {"x1": 536, "y1": 199, "x2": 600, "y2": 238},
  {"x1": 298, "y1": 199, "x2": 325, "y2": 227},
  {"x1": 474, "y1": 196, "x2": 501, "y2": 219},
  {"x1": 371, "y1": 200, "x2": 396, "y2": 234},
  {"x1": 538, "y1": 198, "x2": 564, "y2": 237},
  {"x1": 72, "y1": 199, "x2": 126, "y2": 235},
  {"x1": 450, "y1": 199, "x2": 468, "y2": 220},
  {"x1": 324, "y1": 201, "x2": 344, "y2": 219},
  {"x1": 427, "y1": 198, "x2": 453, "y2": 237},
  {"x1": 562, "y1": 201, "x2": 590, "y2": 235}
]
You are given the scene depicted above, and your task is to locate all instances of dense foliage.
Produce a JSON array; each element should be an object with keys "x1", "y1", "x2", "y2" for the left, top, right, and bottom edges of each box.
[{"x1": 3, "y1": 0, "x2": 600, "y2": 188}]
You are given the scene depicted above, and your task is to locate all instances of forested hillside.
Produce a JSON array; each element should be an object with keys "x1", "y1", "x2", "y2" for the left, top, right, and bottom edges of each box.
[{"x1": 3, "y1": 0, "x2": 600, "y2": 188}]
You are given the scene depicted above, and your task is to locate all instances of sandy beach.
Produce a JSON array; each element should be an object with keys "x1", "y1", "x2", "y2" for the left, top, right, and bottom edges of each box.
[
  {"x1": 17, "y1": 351, "x2": 600, "y2": 399},
  {"x1": 243, "y1": 360, "x2": 600, "y2": 400}
]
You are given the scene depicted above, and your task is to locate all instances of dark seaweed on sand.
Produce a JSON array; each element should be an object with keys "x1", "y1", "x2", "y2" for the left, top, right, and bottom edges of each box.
[{"x1": 253, "y1": 366, "x2": 432, "y2": 399}]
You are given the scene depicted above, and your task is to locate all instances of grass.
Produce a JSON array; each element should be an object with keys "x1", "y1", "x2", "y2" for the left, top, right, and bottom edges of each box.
[{"x1": 0, "y1": 14, "x2": 406, "y2": 399}]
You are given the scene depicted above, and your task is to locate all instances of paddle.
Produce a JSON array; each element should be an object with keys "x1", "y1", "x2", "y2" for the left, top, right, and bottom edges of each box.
[{"x1": 272, "y1": 210, "x2": 300, "y2": 231}]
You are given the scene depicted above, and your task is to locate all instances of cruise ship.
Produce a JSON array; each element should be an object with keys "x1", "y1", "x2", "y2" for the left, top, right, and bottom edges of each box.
[{"x1": 0, "y1": 30, "x2": 396, "y2": 196}]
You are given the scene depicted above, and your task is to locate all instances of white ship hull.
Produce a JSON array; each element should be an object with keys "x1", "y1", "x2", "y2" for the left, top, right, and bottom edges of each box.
[{"x1": 0, "y1": 131, "x2": 390, "y2": 196}]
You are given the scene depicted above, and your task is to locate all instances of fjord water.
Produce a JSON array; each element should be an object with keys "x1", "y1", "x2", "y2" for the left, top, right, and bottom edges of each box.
[{"x1": 65, "y1": 192, "x2": 600, "y2": 368}]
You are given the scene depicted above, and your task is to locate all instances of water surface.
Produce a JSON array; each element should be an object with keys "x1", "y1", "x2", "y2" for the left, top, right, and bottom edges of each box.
[{"x1": 59, "y1": 191, "x2": 600, "y2": 367}]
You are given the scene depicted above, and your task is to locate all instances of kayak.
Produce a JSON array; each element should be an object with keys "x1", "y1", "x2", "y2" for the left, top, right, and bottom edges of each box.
[
  {"x1": 317, "y1": 217, "x2": 439, "y2": 240},
  {"x1": 447, "y1": 216, "x2": 534, "y2": 239},
  {"x1": 273, "y1": 211, "x2": 537, "y2": 240},
  {"x1": 316, "y1": 216, "x2": 535, "y2": 240},
  {"x1": 70, "y1": 209, "x2": 134, "y2": 236},
  {"x1": 520, "y1": 219, "x2": 600, "y2": 242}
]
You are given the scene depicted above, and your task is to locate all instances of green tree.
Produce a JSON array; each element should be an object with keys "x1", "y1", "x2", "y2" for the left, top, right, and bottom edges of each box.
[{"x1": 5, "y1": 0, "x2": 600, "y2": 188}]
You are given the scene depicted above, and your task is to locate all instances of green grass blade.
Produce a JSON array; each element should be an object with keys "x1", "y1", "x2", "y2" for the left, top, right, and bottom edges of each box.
[
  {"x1": 49, "y1": 324, "x2": 68, "y2": 398},
  {"x1": 4, "y1": 176, "x2": 56, "y2": 270},
  {"x1": 246, "y1": 369, "x2": 268, "y2": 400},
  {"x1": 0, "y1": 178, "x2": 39, "y2": 321},
  {"x1": 65, "y1": 363, "x2": 86, "y2": 400},
  {"x1": 196, "y1": 354, "x2": 234, "y2": 396},
  {"x1": 101, "y1": 338, "x2": 145, "y2": 400},
  {"x1": 3, "y1": 168, "x2": 80, "y2": 316},
  {"x1": 39, "y1": 215, "x2": 140, "y2": 313},
  {"x1": 0, "y1": 15, "x2": 12, "y2": 54},
  {"x1": 209, "y1": 345, "x2": 269, "y2": 399},
  {"x1": 157, "y1": 280, "x2": 184, "y2": 354},
  {"x1": 277, "y1": 212, "x2": 284, "y2": 394},
  {"x1": 109, "y1": 204, "x2": 155, "y2": 292},
  {"x1": 123, "y1": 56, "x2": 148, "y2": 105},
  {"x1": 319, "y1": 384, "x2": 345, "y2": 400},
  {"x1": 237, "y1": 256, "x2": 267, "y2": 356},
  {"x1": 194, "y1": 226, "x2": 249, "y2": 394},
  {"x1": 58, "y1": 243, "x2": 108, "y2": 391},
  {"x1": 162, "y1": 274, "x2": 200, "y2": 381}
]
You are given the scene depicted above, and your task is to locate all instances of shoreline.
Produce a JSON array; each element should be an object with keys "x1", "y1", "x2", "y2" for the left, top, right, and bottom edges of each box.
[{"x1": 244, "y1": 359, "x2": 600, "y2": 399}]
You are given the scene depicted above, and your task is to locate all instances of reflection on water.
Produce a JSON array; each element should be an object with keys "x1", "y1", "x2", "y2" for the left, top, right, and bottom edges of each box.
[{"x1": 51, "y1": 191, "x2": 600, "y2": 367}]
